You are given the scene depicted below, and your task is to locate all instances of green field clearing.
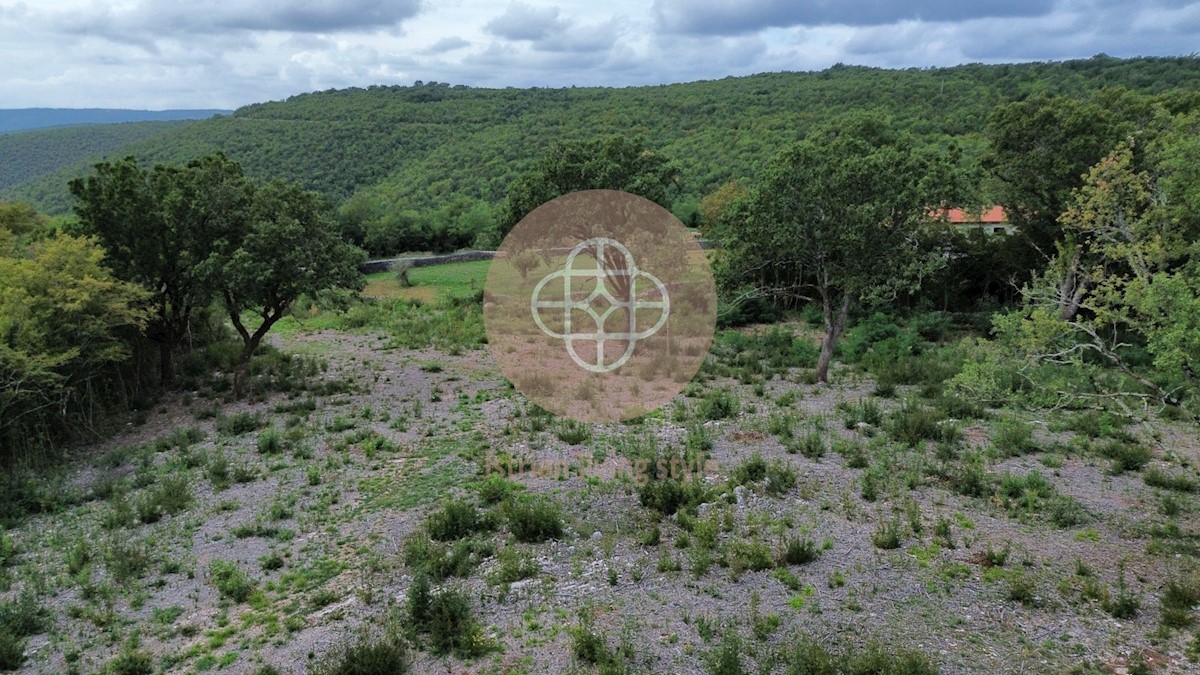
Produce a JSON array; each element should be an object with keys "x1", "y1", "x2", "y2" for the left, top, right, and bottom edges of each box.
[{"x1": 362, "y1": 259, "x2": 491, "y2": 302}]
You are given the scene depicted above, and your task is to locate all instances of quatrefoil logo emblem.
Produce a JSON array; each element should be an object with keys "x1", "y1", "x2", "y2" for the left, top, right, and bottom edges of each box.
[
  {"x1": 531, "y1": 237, "x2": 670, "y2": 373},
  {"x1": 483, "y1": 189, "x2": 715, "y2": 423}
]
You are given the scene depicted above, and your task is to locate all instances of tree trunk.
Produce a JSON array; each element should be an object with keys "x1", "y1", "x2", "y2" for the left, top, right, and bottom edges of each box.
[
  {"x1": 158, "y1": 339, "x2": 174, "y2": 387},
  {"x1": 815, "y1": 294, "x2": 851, "y2": 383},
  {"x1": 1059, "y1": 249, "x2": 1087, "y2": 321}
]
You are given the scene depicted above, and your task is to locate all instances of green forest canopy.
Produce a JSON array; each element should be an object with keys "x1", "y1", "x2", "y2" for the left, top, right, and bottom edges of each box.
[{"x1": 5, "y1": 55, "x2": 1200, "y2": 225}]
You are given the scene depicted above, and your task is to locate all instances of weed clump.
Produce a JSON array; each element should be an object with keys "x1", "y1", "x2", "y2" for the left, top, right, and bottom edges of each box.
[{"x1": 505, "y1": 497, "x2": 564, "y2": 543}]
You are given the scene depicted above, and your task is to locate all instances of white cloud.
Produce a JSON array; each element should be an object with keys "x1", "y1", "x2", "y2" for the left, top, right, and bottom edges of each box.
[{"x1": 0, "y1": 0, "x2": 1195, "y2": 108}]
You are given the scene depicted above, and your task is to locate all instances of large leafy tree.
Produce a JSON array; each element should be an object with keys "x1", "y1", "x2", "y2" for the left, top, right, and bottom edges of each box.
[
  {"x1": 721, "y1": 114, "x2": 962, "y2": 382},
  {"x1": 0, "y1": 230, "x2": 146, "y2": 457},
  {"x1": 982, "y1": 93, "x2": 1146, "y2": 310},
  {"x1": 70, "y1": 154, "x2": 363, "y2": 391},
  {"x1": 69, "y1": 154, "x2": 253, "y2": 384},
  {"x1": 201, "y1": 180, "x2": 365, "y2": 387},
  {"x1": 497, "y1": 135, "x2": 679, "y2": 236},
  {"x1": 999, "y1": 124, "x2": 1200, "y2": 416}
]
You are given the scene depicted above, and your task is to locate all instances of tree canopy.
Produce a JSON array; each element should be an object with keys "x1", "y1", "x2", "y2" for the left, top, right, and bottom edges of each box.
[{"x1": 719, "y1": 114, "x2": 964, "y2": 382}]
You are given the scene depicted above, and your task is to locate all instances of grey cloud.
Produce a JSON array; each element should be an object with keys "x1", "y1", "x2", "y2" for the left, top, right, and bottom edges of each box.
[
  {"x1": 484, "y1": 2, "x2": 567, "y2": 40},
  {"x1": 56, "y1": 0, "x2": 421, "y2": 42},
  {"x1": 427, "y1": 36, "x2": 471, "y2": 53},
  {"x1": 653, "y1": 0, "x2": 1055, "y2": 35}
]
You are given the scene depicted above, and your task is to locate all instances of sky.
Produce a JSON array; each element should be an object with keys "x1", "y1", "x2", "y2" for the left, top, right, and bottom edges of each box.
[{"x1": 1, "y1": 0, "x2": 1198, "y2": 110}]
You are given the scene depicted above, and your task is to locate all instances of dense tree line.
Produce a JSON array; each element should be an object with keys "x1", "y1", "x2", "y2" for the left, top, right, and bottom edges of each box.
[
  {"x1": 5, "y1": 56, "x2": 1200, "y2": 259},
  {"x1": 0, "y1": 155, "x2": 364, "y2": 462}
]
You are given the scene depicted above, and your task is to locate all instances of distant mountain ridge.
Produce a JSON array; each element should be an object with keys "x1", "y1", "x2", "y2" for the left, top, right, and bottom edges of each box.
[
  {"x1": 0, "y1": 108, "x2": 231, "y2": 133},
  {"x1": 4, "y1": 56, "x2": 1200, "y2": 214}
]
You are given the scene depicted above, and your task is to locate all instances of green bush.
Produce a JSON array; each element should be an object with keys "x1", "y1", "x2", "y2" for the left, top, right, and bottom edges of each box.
[
  {"x1": 426, "y1": 499, "x2": 490, "y2": 542},
  {"x1": 844, "y1": 644, "x2": 938, "y2": 674},
  {"x1": 103, "y1": 634, "x2": 153, "y2": 675},
  {"x1": 473, "y1": 475, "x2": 523, "y2": 504},
  {"x1": 506, "y1": 497, "x2": 564, "y2": 543},
  {"x1": 256, "y1": 426, "x2": 285, "y2": 454},
  {"x1": 1160, "y1": 572, "x2": 1200, "y2": 629},
  {"x1": 403, "y1": 536, "x2": 493, "y2": 580},
  {"x1": 570, "y1": 624, "x2": 616, "y2": 666},
  {"x1": 789, "y1": 432, "x2": 826, "y2": 459},
  {"x1": 639, "y1": 477, "x2": 709, "y2": 517},
  {"x1": 425, "y1": 588, "x2": 492, "y2": 658},
  {"x1": 731, "y1": 455, "x2": 768, "y2": 486},
  {"x1": 489, "y1": 546, "x2": 540, "y2": 585},
  {"x1": 779, "y1": 536, "x2": 819, "y2": 566},
  {"x1": 135, "y1": 475, "x2": 192, "y2": 524},
  {"x1": 838, "y1": 398, "x2": 883, "y2": 429},
  {"x1": 1144, "y1": 467, "x2": 1199, "y2": 493},
  {"x1": 1100, "y1": 439, "x2": 1152, "y2": 473},
  {"x1": 0, "y1": 590, "x2": 49, "y2": 641},
  {"x1": 704, "y1": 631, "x2": 748, "y2": 675},
  {"x1": 700, "y1": 389, "x2": 740, "y2": 420},
  {"x1": 947, "y1": 453, "x2": 991, "y2": 497},
  {"x1": 209, "y1": 560, "x2": 256, "y2": 603},
  {"x1": 871, "y1": 519, "x2": 903, "y2": 550},
  {"x1": 0, "y1": 632, "x2": 25, "y2": 671},
  {"x1": 311, "y1": 630, "x2": 409, "y2": 675},
  {"x1": 886, "y1": 401, "x2": 945, "y2": 447},
  {"x1": 990, "y1": 416, "x2": 1036, "y2": 457},
  {"x1": 778, "y1": 635, "x2": 836, "y2": 675},
  {"x1": 218, "y1": 411, "x2": 262, "y2": 435}
]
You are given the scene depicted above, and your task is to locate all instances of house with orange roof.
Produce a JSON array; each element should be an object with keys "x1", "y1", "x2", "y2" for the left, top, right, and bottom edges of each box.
[{"x1": 929, "y1": 206, "x2": 1013, "y2": 235}]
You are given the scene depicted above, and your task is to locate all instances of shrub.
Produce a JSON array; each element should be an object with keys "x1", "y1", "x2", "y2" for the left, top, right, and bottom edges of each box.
[
  {"x1": 311, "y1": 630, "x2": 409, "y2": 675},
  {"x1": 1144, "y1": 467, "x2": 1199, "y2": 493},
  {"x1": 425, "y1": 588, "x2": 492, "y2": 658},
  {"x1": 135, "y1": 475, "x2": 192, "y2": 524},
  {"x1": 885, "y1": 401, "x2": 944, "y2": 447},
  {"x1": 0, "y1": 632, "x2": 25, "y2": 671},
  {"x1": 489, "y1": 547, "x2": 540, "y2": 585},
  {"x1": 704, "y1": 631, "x2": 748, "y2": 675},
  {"x1": 990, "y1": 416, "x2": 1036, "y2": 457},
  {"x1": 1160, "y1": 572, "x2": 1200, "y2": 629},
  {"x1": 844, "y1": 645, "x2": 938, "y2": 675},
  {"x1": 790, "y1": 432, "x2": 825, "y2": 459},
  {"x1": 209, "y1": 560, "x2": 256, "y2": 603},
  {"x1": 257, "y1": 427, "x2": 285, "y2": 455},
  {"x1": 218, "y1": 411, "x2": 262, "y2": 435},
  {"x1": 1100, "y1": 439, "x2": 1152, "y2": 473},
  {"x1": 0, "y1": 590, "x2": 49, "y2": 640},
  {"x1": 639, "y1": 475, "x2": 709, "y2": 517},
  {"x1": 725, "y1": 539, "x2": 775, "y2": 574},
  {"x1": 731, "y1": 455, "x2": 768, "y2": 486},
  {"x1": 779, "y1": 536, "x2": 819, "y2": 566},
  {"x1": 474, "y1": 475, "x2": 523, "y2": 505},
  {"x1": 871, "y1": 519, "x2": 903, "y2": 550},
  {"x1": 555, "y1": 420, "x2": 592, "y2": 445},
  {"x1": 426, "y1": 500, "x2": 490, "y2": 542},
  {"x1": 838, "y1": 398, "x2": 882, "y2": 429},
  {"x1": 1104, "y1": 568, "x2": 1141, "y2": 619},
  {"x1": 104, "y1": 634, "x2": 153, "y2": 675},
  {"x1": 403, "y1": 536, "x2": 492, "y2": 580},
  {"x1": 948, "y1": 453, "x2": 991, "y2": 497},
  {"x1": 777, "y1": 635, "x2": 836, "y2": 675},
  {"x1": 570, "y1": 624, "x2": 616, "y2": 666},
  {"x1": 506, "y1": 498, "x2": 564, "y2": 543},
  {"x1": 764, "y1": 461, "x2": 798, "y2": 496},
  {"x1": 700, "y1": 389, "x2": 740, "y2": 420}
]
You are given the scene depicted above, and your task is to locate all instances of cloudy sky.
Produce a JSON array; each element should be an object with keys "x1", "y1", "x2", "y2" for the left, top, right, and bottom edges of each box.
[{"x1": 1, "y1": 0, "x2": 1198, "y2": 110}]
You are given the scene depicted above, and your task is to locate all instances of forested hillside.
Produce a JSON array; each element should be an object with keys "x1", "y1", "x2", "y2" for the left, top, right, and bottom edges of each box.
[
  {"x1": 0, "y1": 121, "x2": 190, "y2": 194},
  {"x1": 0, "y1": 108, "x2": 228, "y2": 133},
  {"x1": 5, "y1": 55, "x2": 1199, "y2": 218}
]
